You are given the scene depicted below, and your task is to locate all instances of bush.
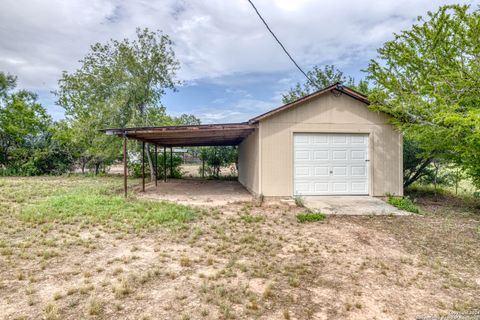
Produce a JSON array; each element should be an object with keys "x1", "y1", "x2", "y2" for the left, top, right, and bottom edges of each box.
[
  {"x1": 296, "y1": 212, "x2": 326, "y2": 223},
  {"x1": 129, "y1": 152, "x2": 183, "y2": 179},
  {"x1": 387, "y1": 195, "x2": 419, "y2": 213}
]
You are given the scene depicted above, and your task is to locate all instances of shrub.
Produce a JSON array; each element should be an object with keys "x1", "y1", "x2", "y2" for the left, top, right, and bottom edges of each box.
[
  {"x1": 387, "y1": 195, "x2": 419, "y2": 213},
  {"x1": 294, "y1": 196, "x2": 304, "y2": 207},
  {"x1": 296, "y1": 212, "x2": 326, "y2": 223}
]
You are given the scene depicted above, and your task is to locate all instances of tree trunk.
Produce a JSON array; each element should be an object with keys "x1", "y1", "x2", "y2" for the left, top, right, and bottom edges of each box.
[
  {"x1": 403, "y1": 158, "x2": 433, "y2": 188},
  {"x1": 146, "y1": 143, "x2": 155, "y2": 182},
  {"x1": 95, "y1": 162, "x2": 100, "y2": 175}
]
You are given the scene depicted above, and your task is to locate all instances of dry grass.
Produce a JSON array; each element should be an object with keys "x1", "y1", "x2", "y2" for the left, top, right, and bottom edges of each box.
[{"x1": 0, "y1": 176, "x2": 479, "y2": 319}]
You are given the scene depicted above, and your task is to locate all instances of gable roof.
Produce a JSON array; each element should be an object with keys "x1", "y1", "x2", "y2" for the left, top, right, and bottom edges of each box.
[{"x1": 248, "y1": 83, "x2": 369, "y2": 124}]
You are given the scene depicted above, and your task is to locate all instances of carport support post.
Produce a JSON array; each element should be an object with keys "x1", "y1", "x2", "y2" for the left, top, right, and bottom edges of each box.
[
  {"x1": 154, "y1": 145, "x2": 158, "y2": 187},
  {"x1": 163, "y1": 146, "x2": 167, "y2": 182},
  {"x1": 141, "y1": 141, "x2": 145, "y2": 192},
  {"x1": 170, "y1": 147, "x2": 173, "y2": 178},
  {"x1": 123, "y1": 134, "x2": 127, "y2": 198}
]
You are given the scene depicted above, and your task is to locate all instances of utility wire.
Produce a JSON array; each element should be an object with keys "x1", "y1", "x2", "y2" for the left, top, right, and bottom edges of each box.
[{"x1": 246, "y1": 0, "x2": 318, "y2": 88}]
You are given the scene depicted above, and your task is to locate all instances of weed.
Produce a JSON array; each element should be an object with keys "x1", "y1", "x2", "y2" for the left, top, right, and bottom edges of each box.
[
  {"x1": 113, "y1": 277, "x2": 132, "y2": 298},
  {"x1": 180, "y1": 256, "x2": 191, "y2": 267},
  {"x1": 87, "y1": 296, "x2": 103, "y2": 315},
  {"x1": 240, "y1": 214, "x2": 264, "y2": 223},
  {"x1": 387, "y1": 195, "x2": 419, "y2": 213},
  {"x1": 294, "y1": 196, "x2": 304, "y2": 207},
  {"x1": 44, "y1": 302, "x2": 59, "y2": 320},
  {"x1": 296, "y1": 212, "x2": 326, "y2": 223}
]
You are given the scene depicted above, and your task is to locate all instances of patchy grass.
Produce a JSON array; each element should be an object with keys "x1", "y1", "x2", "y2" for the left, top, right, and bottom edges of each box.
[
  {"x1": 0, "y1": 176, "x2": 479, "y2": 319},
  {"x1": 22, "y1": 189, "x2": 196, "y2": 227},
  {"x1": 296, "y1": 212, "x2": 326, "y2": 223},
  {"x1": 0, "y1": 177, "x2": 197, "y2": 228},
  {"x1": 387, "y1": 195, "x2": 420, "y2": 213}
]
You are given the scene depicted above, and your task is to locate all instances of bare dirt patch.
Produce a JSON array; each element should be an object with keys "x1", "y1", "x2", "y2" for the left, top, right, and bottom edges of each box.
[
  {"x1": 1, "y1": 177, "x2": 479, "y2": 319},
  {"x1": 139, "y1": 179, "x2": 253, "y2": 206}
]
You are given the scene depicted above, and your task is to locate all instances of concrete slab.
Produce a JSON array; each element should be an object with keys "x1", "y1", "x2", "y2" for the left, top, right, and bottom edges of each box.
[{"x1": 303, "y1": 196, "x2": 411, "y2": 216}]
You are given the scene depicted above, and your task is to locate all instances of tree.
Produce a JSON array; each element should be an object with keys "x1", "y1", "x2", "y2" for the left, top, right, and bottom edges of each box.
[
  {"x1": 56, "y1": 28, "x2": 187, "y2": 179},
  {"x1": 367, "y1": 4, "x2": 480, "y2": 187},
  {"x1": 200, "y1": 147, "x2": 238, "y2": 178},
  {"x1": 0, "y1": 71, "x2": 74, "y2": 175},
  {"x1": 0, "y1": 74, "x2": 51, "y2": 169},
  {"x1": 282, "y1": 65, "x2": 369, "y2": 103},
  {"x1": 403, "y1": 137, "x2": 433, "y2": 188}
]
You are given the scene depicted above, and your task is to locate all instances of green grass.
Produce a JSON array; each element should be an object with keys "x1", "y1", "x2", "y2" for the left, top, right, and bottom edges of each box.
[
  {"x1": 22, "y1": 188, "x2": 195, "y2": 227},
  {"x1": 387, "y1": 196, "x2": 419, "y2": 213},
  {"x1": 1, "y1": 176, "x2": 196, "y2": 228},
  {"x1": 240, "y1": 214, "x2": 264, "y2": 223},
  {"x1": 296, "y1": 212, "x2": 326, "y2": 223}
]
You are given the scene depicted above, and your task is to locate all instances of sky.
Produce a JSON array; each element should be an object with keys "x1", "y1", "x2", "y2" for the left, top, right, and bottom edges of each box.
[{"x1": 0, "y1": 0, "x2": 473, "y2": 123}]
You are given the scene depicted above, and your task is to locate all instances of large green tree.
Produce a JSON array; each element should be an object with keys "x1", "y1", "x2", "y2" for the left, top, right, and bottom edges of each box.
[
  {"x1": 0, "y1": 73, "x2": 51, "y2": 168},
  {"x1": 282, "y1": 65, "x2": 369, "y2": 104},
  {"x1": 0, "y1": 71, "x2": 74, "y2": 175},
  {"x1": 367, "y1": 4, "x2": 480, "y2": 187},
  {"x1": 56, "y1": 28, "x2": 197, "y2": 178}
]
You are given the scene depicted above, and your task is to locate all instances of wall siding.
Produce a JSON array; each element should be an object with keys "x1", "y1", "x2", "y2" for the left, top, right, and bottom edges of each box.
[
  {"x1": 258, "y1": 92, "x2": 403, "y2": 197},
  {"x1": 238, "y1": 128, "x2": 259, "y2": 194}
]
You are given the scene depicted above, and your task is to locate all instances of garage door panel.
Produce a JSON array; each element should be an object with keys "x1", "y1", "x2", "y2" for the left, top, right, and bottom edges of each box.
[
  {"x1": 295, "y1": 150, "x2": 310, "y2": 161},
  {"x1": 332, "y1": 166, "x2": 347, "y2": 176},
  {"x1": 294, "y1": 135, "x2": 309, "y2": 144},
  {"x1": 314, "y1": 182, "x2": 329, "y2": 192},
  {"x1": 351, "y1": 166, "x2": 367, "y2": 177},
  {"x1": 314, "y1": 166, "x2": 329, "y2": 176},
  {"x1": 351, "y1": 135, "x2": 367, "y2": 144},
  {"x1": 332, "y1": 182, "x2": 348, "y2": 192},
  {"x1": 351, "y1": 182, "x2": 368, "y2": 193},
  {"x1": 332, "y1": 135, "x2": 347, "y2": 144},
  {"x1": 295, "y1": 167, "x2": 310, "y2": 177},
  {"x1": 332, "y1": 150, "x2": 347, "y2": 160},
  {"x1": 295, "y1": 182, "x2": 311, "y2": 193},
  {"x1": 294, "y1": 133, "x2": 369, "y2": 195},
  {"x1": 313, "y1": 150, "x2": 329, "y2": 160},
  {"x1": 313, "y1": 135, "x2": 328, "y2": 144},
  {"x1": 351, "y1": 150, "x2": 367, "y2": 160}
]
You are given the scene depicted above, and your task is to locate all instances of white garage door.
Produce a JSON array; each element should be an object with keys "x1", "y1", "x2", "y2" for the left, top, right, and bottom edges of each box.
[{"x1": 294, "y1": 133, "x2": 369, "y2": 195}]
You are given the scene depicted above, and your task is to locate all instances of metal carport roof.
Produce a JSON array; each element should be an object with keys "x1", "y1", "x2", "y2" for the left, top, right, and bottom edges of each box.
[{"x1": 103, "y1": 122, "x2": 256, "y2": 147}]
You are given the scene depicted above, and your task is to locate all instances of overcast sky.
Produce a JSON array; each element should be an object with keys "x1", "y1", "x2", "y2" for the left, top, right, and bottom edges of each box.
[{"x1": 0, "y1": 0, "x2": 473, "y2": 123}]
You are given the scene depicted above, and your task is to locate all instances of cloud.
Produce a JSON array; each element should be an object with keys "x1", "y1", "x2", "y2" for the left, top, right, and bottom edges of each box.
[{"x1": 0, "y1": 0, "x2": 469, "y2": 122}]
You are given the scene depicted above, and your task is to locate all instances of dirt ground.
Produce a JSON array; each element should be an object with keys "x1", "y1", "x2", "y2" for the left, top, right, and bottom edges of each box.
[
  {"x1": 139, "y1": 179, "x2": 253, "y2": 206},
  {"x1": 1, "y1": 178, "x2": 479, "y2": 320}
]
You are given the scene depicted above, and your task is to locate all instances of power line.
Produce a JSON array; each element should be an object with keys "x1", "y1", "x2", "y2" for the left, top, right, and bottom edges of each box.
[{"x1": 246, "y1": 0, "x2": 317, "y2": 88}]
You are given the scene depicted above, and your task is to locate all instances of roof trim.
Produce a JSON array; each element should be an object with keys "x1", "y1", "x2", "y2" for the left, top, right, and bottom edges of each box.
[{"x1": 248, "y1": 83, "x2": 369, "y2": 124}]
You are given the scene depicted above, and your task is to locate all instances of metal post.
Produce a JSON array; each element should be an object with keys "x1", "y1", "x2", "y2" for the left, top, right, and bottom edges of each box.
[
  {"x1": 170, "y1": 147, "x2": 173, "y2": 178},
  {"x1": 123, "y1": 134, "x2": 127, "y2": 198},
  {"x1": 154, "y1": 145, "x2": 158, "y2": 187},
  {"x1": 142, "y1": 141, "x2": 145, "y2": 192},
  {"x1": 163, "y1": 146, "x2": 167, "y2": 182}
]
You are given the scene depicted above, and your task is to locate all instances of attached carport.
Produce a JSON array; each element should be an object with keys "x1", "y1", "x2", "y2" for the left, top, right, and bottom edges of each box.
[{"x1": 103, "y1": 123, "x2": 256, "y2": 197}]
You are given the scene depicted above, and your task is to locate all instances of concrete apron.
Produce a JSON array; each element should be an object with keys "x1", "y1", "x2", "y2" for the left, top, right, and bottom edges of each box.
[{"x1": 302, "y1": 196, "x2": 411, "y2": 216}]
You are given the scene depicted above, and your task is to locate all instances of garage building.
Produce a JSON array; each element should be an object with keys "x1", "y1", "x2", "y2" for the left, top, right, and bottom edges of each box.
[
  {"x1": 105, "y1": 83, "x2": 403, "y2": 198},
  {"x1": 238, "y1": 83, "x2": 403, "y2": 197}
]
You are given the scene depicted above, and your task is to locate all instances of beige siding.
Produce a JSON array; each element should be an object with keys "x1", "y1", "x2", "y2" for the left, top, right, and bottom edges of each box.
[
  {"x1": 258, "y1": 92, "x2": 403, "y2": 197},
  {"x1": 238, "y1": 128, "x2": 259, "y2": 194}
]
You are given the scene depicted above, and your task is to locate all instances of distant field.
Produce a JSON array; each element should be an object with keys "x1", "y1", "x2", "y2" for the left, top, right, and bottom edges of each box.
[{"x1": 0, "y1": 176, "x2": 479, "y2": 319}]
